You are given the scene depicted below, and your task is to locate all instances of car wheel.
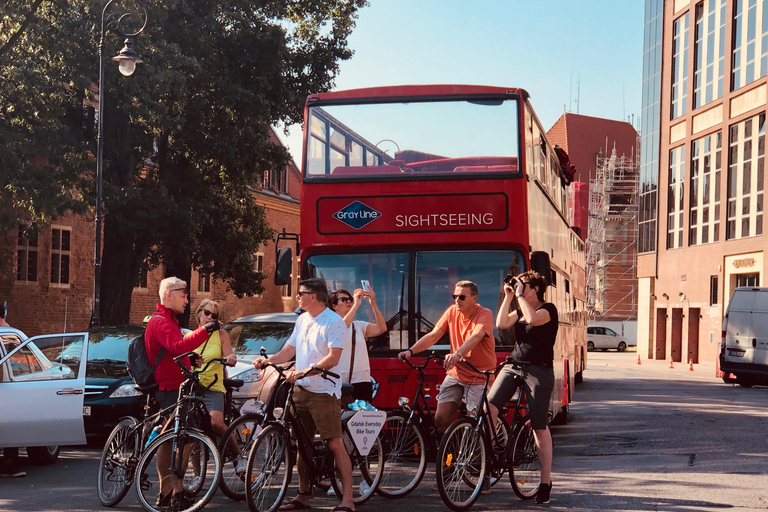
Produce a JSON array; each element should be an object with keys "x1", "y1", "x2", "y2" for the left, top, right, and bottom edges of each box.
[
  {"x1": 27, "y1": 445, "x2": 60, "y2": 465},
  {"x1": 587, "y1": 341, "x2": 595, "y2": 352},
  {"x1": 617, "y1": 341, "x2": 627, "y2": 352},
  {"x1": 737, "y1": 374, "x2": 756, "y2": 388}
]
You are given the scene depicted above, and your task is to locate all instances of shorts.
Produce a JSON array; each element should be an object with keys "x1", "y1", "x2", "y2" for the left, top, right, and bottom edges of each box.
[
  {"x1": 293, "y1": 386, "x2": 342, "y2": 440},
  {"x1": 436, "y1": 375, "x2": 484, "y2": 408},
  {"x1": 200, "y1": 390, "x2": 225, "y2": 414},
  {"x1": 155, "y1": 388, "x2": 206, "y2": 431},
  {"x1": 487, "y1": 364, "x2": 554, "y2": 430}
]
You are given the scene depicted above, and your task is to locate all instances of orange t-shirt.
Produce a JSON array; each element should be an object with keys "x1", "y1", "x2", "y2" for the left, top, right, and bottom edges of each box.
[{"x1": 435, "y1": 304, "x2": 496, "y2": 384}]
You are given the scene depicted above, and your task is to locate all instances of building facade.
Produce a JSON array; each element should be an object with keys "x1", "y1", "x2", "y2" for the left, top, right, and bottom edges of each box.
[{"x1": 638, "y1": 0, "x2": 768, "y2": 365}]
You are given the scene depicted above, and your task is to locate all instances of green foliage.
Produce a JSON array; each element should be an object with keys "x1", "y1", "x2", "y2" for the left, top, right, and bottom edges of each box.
[{"x1": 1, "y1": 0, "x2": 367, "y2": 321}]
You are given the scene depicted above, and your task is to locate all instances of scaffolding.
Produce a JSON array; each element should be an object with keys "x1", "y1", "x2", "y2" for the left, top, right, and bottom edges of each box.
[{"x1": 586, "y1": 147, "x2": 639, "y2": 320}]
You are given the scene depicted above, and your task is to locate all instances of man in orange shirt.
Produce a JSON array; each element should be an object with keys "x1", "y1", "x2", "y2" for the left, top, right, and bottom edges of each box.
[{"x1": 398, "y1": 280, "x2": 495, "y2": 435}]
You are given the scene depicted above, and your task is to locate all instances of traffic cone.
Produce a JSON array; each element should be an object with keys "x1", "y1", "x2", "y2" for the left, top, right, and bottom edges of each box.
[
  {"x1": 637, "y1": 354, "x2": 641, "y2": 365},
  {"x1": 668, "y1": 357, "x2": 674, "y2": 369},
  {"x1": 688, "y1": 359, "x2": 694, "y2": 371}
]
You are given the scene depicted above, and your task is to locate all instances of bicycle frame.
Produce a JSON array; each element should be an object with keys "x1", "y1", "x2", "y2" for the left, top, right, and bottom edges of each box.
[{"x1": 396, "y1": 354, "x2": 442, "y2": 456}]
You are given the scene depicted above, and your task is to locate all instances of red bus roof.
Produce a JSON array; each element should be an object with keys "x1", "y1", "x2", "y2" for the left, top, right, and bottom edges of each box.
[{"x1": 308, "y1": 85, "x2": 527, "y2": 102}]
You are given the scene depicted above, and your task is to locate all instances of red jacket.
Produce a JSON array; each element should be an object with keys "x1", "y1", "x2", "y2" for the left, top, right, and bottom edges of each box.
[{"x1": 144, "y1": 304, "x2": 212, "y2": 391}]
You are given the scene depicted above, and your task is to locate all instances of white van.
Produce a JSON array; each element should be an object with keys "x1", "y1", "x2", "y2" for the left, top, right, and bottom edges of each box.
[{"x1": 720, "y1": 287, "x2": 768, "y2": 387}]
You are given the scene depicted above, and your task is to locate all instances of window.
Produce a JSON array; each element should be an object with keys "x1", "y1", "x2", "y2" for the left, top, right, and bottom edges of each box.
[
  {"x1": 667, "y1": 145, "x2": 686, "y2": 249},
  {"x1": 135, "y1": 263, "x2": 148, "y2": 289},
  {"x1": 689, "y1": 132, "x2": 722, "y2": 245},
  {"x1": 198, "y1": 272, "x2": 211, "y2": 294},
  {"x1": 732, "y1": 0, "x2": 768, "y2": 90},
  {"x1": 693, "y1": 0, "x2": 726, "y2": 109},
  {"x1": 710, "y1": 275, "x2": 719, "y2": 305},
  {"x1": 262, "y1": 167, "x2": 287, "y2": 193},
  {"x1": 671, "y1": 13, "x2": 690, "y2": 119},
  {"x1": 254, "y1": 252, "x2": 264, "y2": 297},
  {"x1": 16, "y1": 227, "x2": 38, "y2": 283},
  {"x1": 50, "y1": 227, "x2": 70, "y2": 286},
  {"x1": 736, "y1": 272, "x2": 759, "y2": 286},
  {"x1": 727, "y1": 113, "x2": 765, "y2": 239}
]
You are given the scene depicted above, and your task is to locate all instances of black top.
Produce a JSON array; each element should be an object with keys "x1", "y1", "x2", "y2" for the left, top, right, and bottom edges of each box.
[{"x1": 511, "y1": 302, "x2": 558, "y2": 368}]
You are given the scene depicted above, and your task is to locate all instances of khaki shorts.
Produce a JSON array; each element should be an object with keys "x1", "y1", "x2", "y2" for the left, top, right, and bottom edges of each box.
[
  {"x1": 293, "y1": 386, "x2": 342, "y2": 440},
  {"x1": 436, "y1": 375, "x2": 484, "y2": 408}
]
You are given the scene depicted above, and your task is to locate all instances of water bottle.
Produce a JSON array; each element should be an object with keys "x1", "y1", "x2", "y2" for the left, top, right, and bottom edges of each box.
[{"x1": 145, "y1": 425, "x2": 162, "y2": 448}]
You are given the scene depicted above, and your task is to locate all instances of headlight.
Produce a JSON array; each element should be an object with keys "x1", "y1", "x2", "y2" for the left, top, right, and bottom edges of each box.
[
  {"x1": 466, "y1": 402, "x2": 478, "y2": 417},
  {"x1": 238, "y1": 369, "x2": 261, "y2": 383},
  {"x1": 109, "y1": 383, "x2": 142, "y2": 398}
]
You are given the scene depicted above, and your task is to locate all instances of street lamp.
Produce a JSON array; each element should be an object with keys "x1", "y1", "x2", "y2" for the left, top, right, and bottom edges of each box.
[{"x1": 92, "y1": 0, "x2": 148, "y2": 327}]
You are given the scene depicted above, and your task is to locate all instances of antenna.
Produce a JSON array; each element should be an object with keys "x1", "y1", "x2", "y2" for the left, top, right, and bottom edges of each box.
[
  {"x1": 570, "y1": 70, "x2": 581, "y2": 113},
  {"x1": 622, "y1": 80, "x2": 626, "y2": 121}
]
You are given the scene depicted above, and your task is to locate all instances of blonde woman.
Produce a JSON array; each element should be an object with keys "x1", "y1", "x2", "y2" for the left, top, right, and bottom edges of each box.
[{"x1": 191, "y1": 299, "x2": 245, "y2": 473}]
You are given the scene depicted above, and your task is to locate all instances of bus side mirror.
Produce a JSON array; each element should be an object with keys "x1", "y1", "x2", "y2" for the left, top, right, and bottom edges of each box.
[
  {"x1": 530, "y1": 251, "x2": 552, "y2": 285},
  {"x1": 275, "y1": 247, "x2": 293, "y2": 286}
]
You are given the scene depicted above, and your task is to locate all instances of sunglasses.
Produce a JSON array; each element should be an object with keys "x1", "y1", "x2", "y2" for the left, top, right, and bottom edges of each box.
[
  {"x1": 452, "y1": 294, "x2": 467, "y2": 301},
  {"x1": 169, "y1": 287, "x2": 187, "y2": 294},
  {"x1": 202, "y1": 309, "x2": 219, "y2": 320},
  {"x1": 338, "y1": 297, "x2": 354, "y2": 304}
]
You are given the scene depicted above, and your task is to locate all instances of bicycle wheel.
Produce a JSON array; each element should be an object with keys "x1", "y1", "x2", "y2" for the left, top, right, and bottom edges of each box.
[
  {"x1": 331, "y1": 435, "x2": 384, "y2": 504},
  {"x1": 135, "y1": 430, "x2": 221, "y2": 512},
  {"x1": 436, "y1": 417, "x2": 487, "y2": 512},
  {"x1": 97, "y1": 417, "x2": 139, "y2": 507},
  {"x1": 219, "y1": 413, "x2": 264, "y2": 501},
  {"x1": 376, "y1": 413, "x2": 427, "y2": 498},
  {"x1": 489, "y1": 415, "x2": 509, "y2": 487},
  {"x1": 245, "y1": 424, "x2": 291, "y2": 512},
  {"x1": 508, "y1": 420, "x2": 541, "y2": 500}
]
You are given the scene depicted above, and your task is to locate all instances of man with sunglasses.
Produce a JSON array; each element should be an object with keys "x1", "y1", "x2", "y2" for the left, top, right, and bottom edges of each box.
[
  {"x1": 144, "y1": 276, "x2": 222, "y2": 509},
  {"x1": 398, "y1": 280, "x2": 495, "y2": 439},
  {"x1": 252, "y1": 278, "x2": 354, "y2": 512}
]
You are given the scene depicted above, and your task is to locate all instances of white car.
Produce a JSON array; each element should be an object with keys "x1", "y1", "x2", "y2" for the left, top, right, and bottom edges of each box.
[
  {"x1": 587, "y1": 326, "x2": 633, "y2": 352},
  {"x1": 0, "y1": 327, "x2": 88, "y2": 464}
]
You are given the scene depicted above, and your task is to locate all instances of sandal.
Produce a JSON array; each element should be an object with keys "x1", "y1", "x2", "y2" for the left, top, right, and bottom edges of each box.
[
  {"x1": 278, "y1": 491, "x2": 312, "y2": 511},
  {"x1": 331, "y1": 507, "x2": 354, "y2": 512}
]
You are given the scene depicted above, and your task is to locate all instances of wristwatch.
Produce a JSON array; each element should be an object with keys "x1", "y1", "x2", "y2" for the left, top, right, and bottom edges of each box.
[
  {"x1": 310, "y1": 362, "x2": 317, "y2": 370},
  {"x1": 516, "y1": 294, "x2": 524, "y2": 298}
]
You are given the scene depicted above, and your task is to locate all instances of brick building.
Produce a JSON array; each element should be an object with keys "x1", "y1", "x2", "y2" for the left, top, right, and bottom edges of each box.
[
  {"x1": 637, "y1": 0, "x2": 768, "y2": 366},
  {"x1": 2, "y1": 129, "x2": 300, "y2": 336},
  {"x1": 548, "y1": 114, "x2": 639, "y2": 323}
]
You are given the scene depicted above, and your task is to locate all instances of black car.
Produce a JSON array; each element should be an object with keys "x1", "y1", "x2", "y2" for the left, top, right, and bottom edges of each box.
[{"x1": 81, "y1": 325, "x2": 147, "y2": 443}]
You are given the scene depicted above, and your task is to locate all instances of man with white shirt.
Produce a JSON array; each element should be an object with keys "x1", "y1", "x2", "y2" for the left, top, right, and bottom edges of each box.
[{"x1": 253, "y1": 278, "x2": 353, "y2": 512}]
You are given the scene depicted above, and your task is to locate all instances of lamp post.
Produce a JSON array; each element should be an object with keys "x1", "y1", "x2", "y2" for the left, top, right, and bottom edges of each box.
[{"x1": 92, "y1": 0, "x2": 148, "y2": 327}]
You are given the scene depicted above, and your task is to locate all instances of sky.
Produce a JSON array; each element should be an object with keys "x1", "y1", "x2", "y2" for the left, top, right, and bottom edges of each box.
[{"x1": 277, "y1": 0, "x2": 644, "y2": 165}]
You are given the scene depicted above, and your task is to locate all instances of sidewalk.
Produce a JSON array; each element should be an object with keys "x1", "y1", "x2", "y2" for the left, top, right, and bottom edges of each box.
[{"x1": 585, "y1": 350, "x2": 720, "y2": 383}]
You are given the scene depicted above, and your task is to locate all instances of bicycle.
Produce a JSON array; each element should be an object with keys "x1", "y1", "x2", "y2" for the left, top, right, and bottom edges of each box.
[
  {"x1": 244, "y1": 360, "x2": 385, "y2": 512},
  {"x1": 97, "y1": 352, "x2": 225, "y2": 512},
  {"x1": 435, "y1": 358, "x2": 541, "y2": 512},
  {"x1": 376, "y1": 353, "x2": 442, "y2": 498}
]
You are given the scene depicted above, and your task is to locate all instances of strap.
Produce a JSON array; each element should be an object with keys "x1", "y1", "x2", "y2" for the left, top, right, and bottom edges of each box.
[
  {"x1": 147, "y1": 313, "x2": 166, "y2": 368},
  {"x1": 348, "y1": 324, "x2": 356, "y2": 384}
]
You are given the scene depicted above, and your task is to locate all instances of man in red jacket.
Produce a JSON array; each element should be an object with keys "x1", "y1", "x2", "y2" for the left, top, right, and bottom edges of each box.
[{"x1": 145, "y1": 276, "x2": 220, "y2": 510}]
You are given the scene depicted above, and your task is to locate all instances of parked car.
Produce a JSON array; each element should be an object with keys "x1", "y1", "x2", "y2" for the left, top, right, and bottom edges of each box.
[
  {"x1": 587, "y1": 325, "x2": 633, "y2": 352},
  {"x1": 222, "y1": 312, "x2": 298, "y2": 402},
  {"x1": 0, "y1": 327, "x2": 88, "y2": 464}
]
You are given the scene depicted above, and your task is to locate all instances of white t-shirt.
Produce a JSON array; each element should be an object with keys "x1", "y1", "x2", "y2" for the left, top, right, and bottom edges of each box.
[
  {"x1": 287, "y1": 308, "x2": 347, "y2": 397},
  {"x1": 339, "y1": 320, "x2": 372, "y2": 385}
]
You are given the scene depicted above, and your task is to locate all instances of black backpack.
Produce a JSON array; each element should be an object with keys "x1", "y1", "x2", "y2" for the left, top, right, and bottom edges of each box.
[{"x1": 127, "y1": 315, "x2": 166, "y2": 390}]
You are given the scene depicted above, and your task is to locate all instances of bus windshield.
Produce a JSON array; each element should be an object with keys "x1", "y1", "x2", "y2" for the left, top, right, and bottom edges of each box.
[
  {"x1": 305, "y1": 98, "x2": 520, "y2": 178},
  {"x1": 304, "y1": 249, "x2": 526, "y2": 350}
]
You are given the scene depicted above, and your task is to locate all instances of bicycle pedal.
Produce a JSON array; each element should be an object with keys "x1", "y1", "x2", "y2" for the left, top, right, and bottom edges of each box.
[{"x1": 140, "y1": 473, "x2": 153, "y2": 491}]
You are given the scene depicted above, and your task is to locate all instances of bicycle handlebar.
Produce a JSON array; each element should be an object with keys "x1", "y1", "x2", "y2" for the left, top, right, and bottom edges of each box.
[{"x1": 399, "y1": 351, "x2": 443, "y2": 370}]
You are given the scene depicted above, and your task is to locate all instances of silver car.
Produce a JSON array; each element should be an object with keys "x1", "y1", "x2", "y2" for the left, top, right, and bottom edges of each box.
[{"x1": 587, "y1": 326, "x2": 632, "y2": 352}]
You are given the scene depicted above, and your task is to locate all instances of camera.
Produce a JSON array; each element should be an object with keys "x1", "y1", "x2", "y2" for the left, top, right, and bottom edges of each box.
[{"x1": 504, "y1": 274, "x2": 517, "y2": 287}]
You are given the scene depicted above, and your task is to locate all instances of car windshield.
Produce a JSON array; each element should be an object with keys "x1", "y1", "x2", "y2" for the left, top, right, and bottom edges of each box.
[
  {"x1": 85, "y1": 328, "x2": 144, "y2": 378},
  {"x1": 225, "y1": 322, "x2": 295, "y2": 356}
]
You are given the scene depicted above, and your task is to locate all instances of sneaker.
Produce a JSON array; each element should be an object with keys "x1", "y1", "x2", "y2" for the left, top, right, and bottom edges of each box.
[
  {"x1": 185, "y1": 475, "x2": 201, "y2": 491},
  {"x1": 327, "y1": 486, "x2": 336, "y2": 496},
  {"x1": 534, "y1": 482, "x2": 552, "y2": 504},
  {"x1": 0, "y1": 469, "x2": 26, "y2": 478},
  {"x1": 480, "y1": 477, "x2": 491, "y2": 495},
  {"x1": 359, "y1": 480, "x2": 371, "y2": 495},
  {"x1": 235, "y1": 456, "x2": 247, "y2": 476},
  {"x1": 155, "y1": 493, "x2": 171, "y2": 508}
]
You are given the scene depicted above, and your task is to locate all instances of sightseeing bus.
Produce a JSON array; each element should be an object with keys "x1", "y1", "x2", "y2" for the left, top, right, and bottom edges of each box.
[{"x1": 276, "y1": 85, "x2": 587, "y2": 422}]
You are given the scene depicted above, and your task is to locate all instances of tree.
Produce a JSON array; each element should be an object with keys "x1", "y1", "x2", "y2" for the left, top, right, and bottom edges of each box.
[{"x1": 1, "y1": 0, "x2": 368, "y2": 325}]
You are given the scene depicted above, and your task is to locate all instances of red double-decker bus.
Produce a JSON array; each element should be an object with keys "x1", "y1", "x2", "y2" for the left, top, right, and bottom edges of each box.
[{"x1": 278, "y1": 85, "x2": 587, "y2": 422}]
